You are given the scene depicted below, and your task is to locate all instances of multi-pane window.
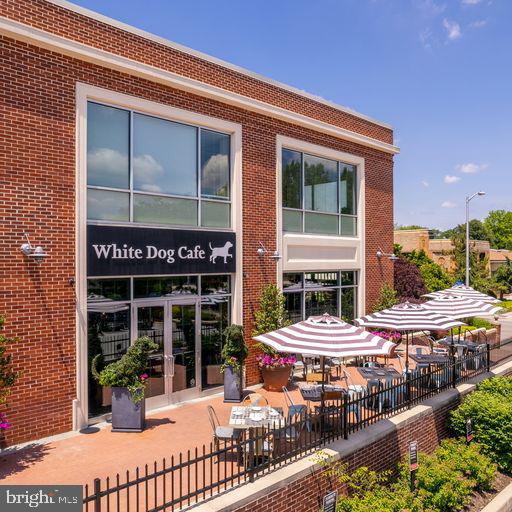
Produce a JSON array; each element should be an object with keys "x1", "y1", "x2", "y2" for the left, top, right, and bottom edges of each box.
[
  {"x1": 283, "y1": 271, "x2": 358, "y2": 323},
  {"x1": 282, "y1": 149, "x2": 357, "y2": 236},
  {"x1": 87, "y1": 102, "x2": 231, "y2": 228}
]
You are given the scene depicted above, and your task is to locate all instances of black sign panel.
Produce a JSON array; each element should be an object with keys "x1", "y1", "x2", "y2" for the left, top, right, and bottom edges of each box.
[
  {"x1": 322, "y1": 491, "x2": 337, "y2": 512},
  {"x1": 87, "y1": 225, "x2": 236, "y2": 276}
]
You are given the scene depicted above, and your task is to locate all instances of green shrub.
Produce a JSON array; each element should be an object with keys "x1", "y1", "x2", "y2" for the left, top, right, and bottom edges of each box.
[
  {"x1": 371, "y1": 282, "x2": 398, "y2": 313},
  {"x1": 405, "y1": 250, "x2": 453, "y2": 293},
  {"x1": 220, "y1": 324, "x2": 247, "y2": 373},
  {"x1": 499, "y1": 300, "x2": 512, "y2": 310},
  {"x1": 97, "y1": 336, "x2": 159, "y2": 403},
  {"x1": 450, "y1": 376, "x2": 512, "y2": 473}
]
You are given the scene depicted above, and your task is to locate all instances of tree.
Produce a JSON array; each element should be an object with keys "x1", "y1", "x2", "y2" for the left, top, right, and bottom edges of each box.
[
  {"x1": 253, "y1": 284, "x2": 290, "y2": 355},
  {"x1": 405, "y1": 249, "x2": 453, "y2": 293},
  {"x1": 443, "y1": 219, "x2": 490, "y2": 242},
  {"x1": 394, "y1": 257, "x2": 427, "y2": 302},
  {"x1": 492, "y1": 258, "x2": 512, "y2": 299},
  {"x1": 371, "y1": 282, "x2": 398, "y2": 312},
  {"x1": 451, "y1": 232, "x2": 493, "y2": 294},
  {"x1": 484, "y1": 210, "x2": 512, "y2": 250}
]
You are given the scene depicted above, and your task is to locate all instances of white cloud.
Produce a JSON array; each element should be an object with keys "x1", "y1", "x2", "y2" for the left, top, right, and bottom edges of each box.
[
  {"x1": 441, "y1": 200, "x2": 457, "y2": 208},
  {"x1": 444, "y1": 174, "x2": 461, "y2": 184},
  {"x1": 470, "y1": 20, "x2": 487, "y2": 28},
  {"x1": 421, "y1": 180, "x2": 430, "y2": 188},
  {"x1": 419, "y1": 28, "x2": 434, "y2": 49},
  {"x1": 443, "y1": 18, "x2": 462, "y2": 40},
  {"x1": 417, "y1": 0, "x2": 446, "y2": 17},
  {"x1": 87, "y1": 148, "x2": 128, "y2": 187},
  {"x1": 133, "y1": 154, "x2": 164, "y2": 193},
  {"x1": 201, "y1": 154, "x2": 229, "y2": 196},
  {"x1": 456, "y1": 162, "x2": 489, "y2": 174},
  {"x1": 461, "y1": 0, "x2": 482, "y2": 5}
]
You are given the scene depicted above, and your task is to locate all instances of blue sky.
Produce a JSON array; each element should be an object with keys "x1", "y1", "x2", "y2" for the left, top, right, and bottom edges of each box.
[{"x1": 72, "y1": 0, "x2": 512, "y2": 230}]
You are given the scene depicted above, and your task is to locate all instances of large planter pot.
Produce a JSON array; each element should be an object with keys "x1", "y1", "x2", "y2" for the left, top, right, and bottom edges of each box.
[
  {"x1": 223, "y1": 366, "x2": 243, "y2": 403},
  {"x1": 111, "y1": 387, "x2": 145, "y2": 433},
  {"x1": 261, "y1": 365, "x2": 292, "y2": 391}
]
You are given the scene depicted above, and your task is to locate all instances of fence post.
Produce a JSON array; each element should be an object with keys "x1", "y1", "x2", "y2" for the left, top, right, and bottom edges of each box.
[
  {"x1": 93, "y1": 478, "x2": 101, "y2": 512},
  {"x1": 343, "y1": 394, "x2": 348, "y2": 440},
  {"x1": 486, "y1": 342, "x2": 491, "y2": 372},
  {"x1": 247, "y1": 428, "x2": 255, "y2": 483}
]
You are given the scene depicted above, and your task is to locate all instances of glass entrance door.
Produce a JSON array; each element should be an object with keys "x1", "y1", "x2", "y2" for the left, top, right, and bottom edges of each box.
[{"x1": 134, "y1": 299, "x2": 200, "y2": 408}]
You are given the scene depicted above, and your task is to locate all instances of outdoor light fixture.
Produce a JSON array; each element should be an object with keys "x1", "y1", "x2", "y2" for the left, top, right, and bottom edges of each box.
[
  {"x1": 376, "y1": 248, "x2": 399, "y2": 261},
  {"x1": 257, "y1": 242, "x2": 281, "y2": 261},
  {"x1": 465, "y1": 191, "x2": 486, "y2": 286},
  {"x1": 20, "y1": 232, "x2": 48, "y2": 262}
]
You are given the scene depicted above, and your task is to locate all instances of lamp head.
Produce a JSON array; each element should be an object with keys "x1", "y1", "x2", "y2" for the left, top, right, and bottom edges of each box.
[{"x1": 477, "y1": 191, "x2": 486, "y2": 196}]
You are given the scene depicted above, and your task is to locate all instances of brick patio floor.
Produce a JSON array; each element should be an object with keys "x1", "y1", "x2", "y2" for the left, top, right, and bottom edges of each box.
[{"x1": 0, "y1": 355, "x2": 415, "y2": 487}]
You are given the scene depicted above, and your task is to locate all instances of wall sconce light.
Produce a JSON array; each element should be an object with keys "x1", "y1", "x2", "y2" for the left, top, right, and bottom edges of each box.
[
  {"x1": 376, "y1": 247, "x2": 398, "y2": 261},
  {"x1": 20, "y1": 232, "x2": 48, "y2": 262},
  {"x1": 257, "y1": 242, "x2": 281, "y2": 261}
]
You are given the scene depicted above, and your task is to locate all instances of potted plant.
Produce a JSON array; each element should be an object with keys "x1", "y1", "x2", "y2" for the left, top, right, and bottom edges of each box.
[
  {"x1": 253, "y1": 284, "x2": 294, "y2": 391},
  {"x1": 93, "y1": 336, "x2": 158, "y2": 432},
  {"x1": 220, "y1": 324, "x2": 247, "y2": 403},
  {"x1": 256, "y1": 353, "x2": 297, "y2": 391}
]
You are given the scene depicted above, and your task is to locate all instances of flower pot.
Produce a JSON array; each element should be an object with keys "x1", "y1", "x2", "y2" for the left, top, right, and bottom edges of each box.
[
  {"x1": 111, "y1": 387, "x2": 145, "y2": 433},
  {"x1": 223, "y1": 366, "x2": 243, "y2": 403},
  {"x1": 261, "y1": 365, "x2": 292, "y2": 391}
]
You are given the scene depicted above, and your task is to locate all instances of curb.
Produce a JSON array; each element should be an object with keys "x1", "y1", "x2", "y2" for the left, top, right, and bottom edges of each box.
[{"x1": 480, "y1": 482, "x2": 512, "y2": 512}]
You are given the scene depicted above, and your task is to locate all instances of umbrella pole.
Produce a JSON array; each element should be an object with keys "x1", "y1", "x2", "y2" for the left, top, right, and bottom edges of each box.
[{"x1": 405, "y1": 331, "x2": 410, "y2": 375}]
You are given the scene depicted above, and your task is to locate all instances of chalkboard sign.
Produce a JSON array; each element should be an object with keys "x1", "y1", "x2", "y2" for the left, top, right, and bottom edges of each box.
[
  {"x1": 323, "y1": 490, "x2": 338, "y2": 512},
  {"x1": 409, "y1": 441, "x2": 419, "y2": 471},
  {"x1": 466, "y1": 418, "x2": 474, "y2": 443}
]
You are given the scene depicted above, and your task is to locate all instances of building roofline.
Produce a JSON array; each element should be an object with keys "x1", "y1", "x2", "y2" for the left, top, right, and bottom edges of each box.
[{"x1": 46, "y1": 0, "x2": 393, "y2": 131}]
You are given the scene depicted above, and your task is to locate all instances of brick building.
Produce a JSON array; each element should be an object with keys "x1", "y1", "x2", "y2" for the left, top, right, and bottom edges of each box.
[{"x1": 0, "y1": 0, "x2": 398, "y2": 446}]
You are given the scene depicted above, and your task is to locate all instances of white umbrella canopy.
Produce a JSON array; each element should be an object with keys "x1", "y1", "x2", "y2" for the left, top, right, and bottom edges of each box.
[
  {"x1": 423, "y1": 285, "x2": 501, "y2": 304},
  {"x1": 422, "y1": 294, "x2": 503, "y2": 319},
  {"x1": 354, "y1": 302, "x2": 465, "y2": 331},
  {"x1": 253, "y1": 313, "x2": 395, "y2": 358}
]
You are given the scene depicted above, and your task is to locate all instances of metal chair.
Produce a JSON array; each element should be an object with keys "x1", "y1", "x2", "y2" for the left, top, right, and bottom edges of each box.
[
  {"x1": 242, "y1": 393, "x2": 269, "y2": 406},
  {"x1": 363, "y1": 361, "x2": 380, "y2": 368},
  {"x1": 342, "y1": 369, "x2": 366, "y2": 394},
  {"x1": 207, "y1": 405, "x2": 243, "y2": 462},
  {"x1": 366, "y1": 379, "x2": 381, "y2": 412}
]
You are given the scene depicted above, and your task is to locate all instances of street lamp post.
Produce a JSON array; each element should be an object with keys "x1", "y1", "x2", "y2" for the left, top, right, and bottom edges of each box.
[{"x1": 465, "y1": 191, "x2": 486, "y2": 286}]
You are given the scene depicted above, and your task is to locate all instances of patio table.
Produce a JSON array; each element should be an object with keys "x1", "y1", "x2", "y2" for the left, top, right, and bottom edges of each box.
[
  {"x1": 299, "y1": 385, "x2": 346, "y2": 403},
  {"x1": 357, "y1": 367, "x2": 401, "y2": 381},
  {"x1": 438, "y1": 339, "x2": 479, "y2": 351},
  {"x1": 228, "y1": 406, "x2": 284, "y2": 429},
  {"x1": 410, "y1": 354, "x2": 449, "y2": 365}
]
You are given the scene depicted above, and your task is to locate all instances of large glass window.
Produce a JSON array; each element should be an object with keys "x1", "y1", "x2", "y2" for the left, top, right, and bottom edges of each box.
[
  {"x1": 87, "y1": 102, "x2": 232, "y2": 228},
  {"x1": 283, "y1": 271, "x2": 358, "y2": 322},
  {"x1": 282, "y1": 148, "x2": 357, "y2": 236}
]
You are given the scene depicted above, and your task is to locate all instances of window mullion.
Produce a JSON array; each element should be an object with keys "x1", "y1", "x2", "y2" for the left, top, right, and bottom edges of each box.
[{"x1": 129, "y1": 110, "x2": 134, "y2": 222}]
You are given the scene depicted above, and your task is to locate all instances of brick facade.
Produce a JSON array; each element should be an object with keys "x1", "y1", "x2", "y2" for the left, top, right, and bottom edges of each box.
[{"x1": 0, "y1": 0, "x2": 394, "y2": 446}]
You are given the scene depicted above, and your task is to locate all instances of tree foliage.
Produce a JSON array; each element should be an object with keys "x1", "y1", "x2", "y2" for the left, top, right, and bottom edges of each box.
[
  {"x1": 394, "y1": 257, "x2": 427, "y2": 302},
  {"x1": 484, "y1": 210, "x2": 512, "y2": 250},
  {"x1": 405, "y1": 250, "x2": 453, "y2": 293},
  {"x1": 0, "y1": 316, "x2": 18, "y2": 406},
  {"x1": 253, "y1": 284, "x2": 290, "y2": 355},
  {"x1": 443, "y1": 219, "x2": 490, "y2": 242},
  {"x1": 371, "y1": 282, "x2": 399, "y2": 312},
  {"x1": 492, "y1": 257, "x2": 512, "y2": 298}
]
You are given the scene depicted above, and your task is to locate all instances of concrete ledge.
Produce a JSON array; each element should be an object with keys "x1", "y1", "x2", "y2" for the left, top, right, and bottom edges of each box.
[
  {"x1": 481, "y1": 483, "x2": 512, "y2": 512},
  {"x1": 192, "y1": 360, "x2": 512, "y2": 512}
]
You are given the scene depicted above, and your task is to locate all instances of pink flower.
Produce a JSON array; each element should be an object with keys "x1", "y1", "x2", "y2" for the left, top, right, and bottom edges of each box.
[
  {"x1": 0, "y1": 413, "x2": 12, "y2": 431},
  {"x1": 140, "y1": 373, "x2": 149, "y2": 381}
]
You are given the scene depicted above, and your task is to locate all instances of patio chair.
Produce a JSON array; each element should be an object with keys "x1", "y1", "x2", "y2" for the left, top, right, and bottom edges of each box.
[
  {"x1": 305, "y1": 371, "x2": 330, "y2": 384},
  {"x1": 242, "y1": 393, "x2": 269, "y2": 407},
  {"x1": 366, "y1": 379, "x2": 382, "y2": 412},
  {"x1": 282, "y1": 386, "x2": 307, "y2": 417},
  {"x1": 207, "y1": 405, "x2": 243, "y2": 462},
  {"x1": 415, "y1": 347, "x2": 427, "y2": 355},
  {"x1": 455, "y1": 344, "x2": 468, "y2": 371},
  {"x1": 292, "y1": 354, "x2": 306, "y2": 380}
]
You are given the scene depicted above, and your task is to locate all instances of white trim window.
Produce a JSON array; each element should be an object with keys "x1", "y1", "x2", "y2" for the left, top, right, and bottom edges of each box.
[
  {"x1": 86, "y1": 101, "x2": 232, "y2": 229},
  {"x1": 282, "y1": 148, "x2": 357, "y2": 236},
  {"x1": 282, "y1": 271, "x2": 358, "y2": 323}
]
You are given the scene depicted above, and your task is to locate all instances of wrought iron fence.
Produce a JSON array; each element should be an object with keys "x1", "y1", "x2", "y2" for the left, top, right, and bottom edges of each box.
[{"x1": 84, "y1": 338, "x2": 512, "y2": 512}]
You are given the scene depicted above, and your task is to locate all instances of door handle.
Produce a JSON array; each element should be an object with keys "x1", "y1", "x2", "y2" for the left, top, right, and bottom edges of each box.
[{"x1": 168, "y1": 355, "x2": 175, "y2": 377}]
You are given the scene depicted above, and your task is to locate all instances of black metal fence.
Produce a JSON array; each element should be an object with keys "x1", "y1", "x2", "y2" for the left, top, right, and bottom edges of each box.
[{"x1": 83, "y1": 338, "x2": 512, "y2": 512}]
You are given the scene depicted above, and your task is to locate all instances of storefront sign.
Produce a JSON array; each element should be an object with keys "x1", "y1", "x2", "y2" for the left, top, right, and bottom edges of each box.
[
  {"x1": 87, "y1": 225, "x2": 236, "y2": 276},
  {"x1": 322, "y1": 491, "x2": 338, "y2": 512}
]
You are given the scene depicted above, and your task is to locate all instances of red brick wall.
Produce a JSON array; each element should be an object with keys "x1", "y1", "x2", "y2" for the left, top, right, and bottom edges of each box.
[
  {"x1": 0, "y1": 1, "x2": 394, "y2": 446},
  {"x1": 232, "y1": 400, "x2": 456, "y2": 512}
]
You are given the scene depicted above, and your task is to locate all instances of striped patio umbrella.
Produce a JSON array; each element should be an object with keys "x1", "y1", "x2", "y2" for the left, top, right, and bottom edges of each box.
[
  {"x1": 423, "y1": 285, "x2": 501, "y2": 304},
  {"x1": 253, "y1": 313, "x2": 395, "y2": 358},
  {"x1": 354, "y1": 302, "x2": 465, "y2": 373},
  {"x1": 422, "y1": 295, "x2": 503, "y2": 319},
  {"x1": 354, "y1": 302, "x2": 465, "y2": 331}
]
